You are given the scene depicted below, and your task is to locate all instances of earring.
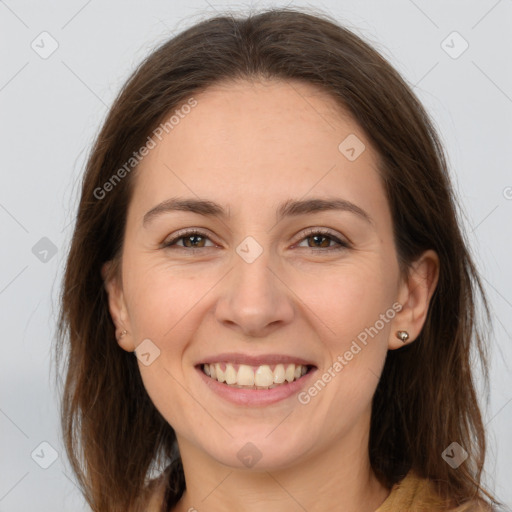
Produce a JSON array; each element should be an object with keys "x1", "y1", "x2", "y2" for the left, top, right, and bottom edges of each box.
[
  {"x1": 395, "y1": 330, "x2": 409, "y2": 343},
  {"x1": 117, "y1": 329, "x2": 127, "y2": 340}
]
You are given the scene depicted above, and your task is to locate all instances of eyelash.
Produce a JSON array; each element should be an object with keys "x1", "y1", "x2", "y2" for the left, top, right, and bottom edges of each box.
[{"x1": 161, "y1": 227, "x2": 350, "y2": 253}]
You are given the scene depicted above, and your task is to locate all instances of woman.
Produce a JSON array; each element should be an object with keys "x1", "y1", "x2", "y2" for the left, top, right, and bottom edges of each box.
[{"x1": 56, "y1": 7, "x2": 500, "y2": 512}]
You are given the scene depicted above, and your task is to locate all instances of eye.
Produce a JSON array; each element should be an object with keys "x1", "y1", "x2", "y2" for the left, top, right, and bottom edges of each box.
[
  {"x1": 161, "y1": 229, "x2": 215, "y2": 250},
  {"x1": 294, "y1": 228, "x2": 350, "y2": 252},
  {"x1": 161, "y1": 227, "x2": 350, "y2": 252}
]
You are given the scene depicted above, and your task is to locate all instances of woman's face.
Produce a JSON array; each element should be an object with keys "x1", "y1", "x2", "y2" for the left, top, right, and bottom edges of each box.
[{"x1": 105, "y1": 79, "x2": 429, "y2": 471}]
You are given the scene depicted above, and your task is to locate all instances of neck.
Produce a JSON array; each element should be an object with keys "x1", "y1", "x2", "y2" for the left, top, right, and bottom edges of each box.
[{"x1": 171, "y1": 413, "x2": 390, "y2": 512}]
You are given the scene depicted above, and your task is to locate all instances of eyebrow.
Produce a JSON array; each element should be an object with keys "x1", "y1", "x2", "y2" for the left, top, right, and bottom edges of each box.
[{"x1": 142, "y1": 197, "x2": 373, "y2": 226}]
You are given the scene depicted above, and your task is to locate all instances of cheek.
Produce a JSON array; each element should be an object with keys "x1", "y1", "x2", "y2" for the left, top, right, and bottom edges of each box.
[
  {"x1": 293, "y1": 261, "x2": 396, "y2": 348},
  {"x1": 299, "y1": 274, "x2": 393, "y2": 427},
  {"x1": 123, "y1": 265, "x2": 206, "y2": 422},
  {"x1": 123, "y1": 258, "x2": 210, "y2": 340},
  {"x1": 292, "y1": 261, "x2": 395, "y2": 409}
]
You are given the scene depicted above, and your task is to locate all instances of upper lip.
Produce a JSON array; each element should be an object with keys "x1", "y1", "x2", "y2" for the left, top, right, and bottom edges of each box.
[{"x1": 197, "y1": 353, "x2": 317, "y2": 367}]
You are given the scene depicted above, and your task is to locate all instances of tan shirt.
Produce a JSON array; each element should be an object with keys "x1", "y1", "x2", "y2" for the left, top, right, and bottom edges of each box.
[
  {"x1": 145, "y1": 468, "x2": 489, "y2": 511},
  {"x1": 376, "y1": 470, "x2": 489, "y2": 512}
]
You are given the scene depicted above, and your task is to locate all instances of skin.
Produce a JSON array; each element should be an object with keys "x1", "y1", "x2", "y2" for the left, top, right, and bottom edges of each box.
[{"x1": 103, "y1": 79, "x2": 439, "y2": 512}]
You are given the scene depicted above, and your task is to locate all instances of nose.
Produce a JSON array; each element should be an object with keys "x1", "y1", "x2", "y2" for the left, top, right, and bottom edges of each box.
[{"x1": 214, "y1": 246, "x2": 295, "y2": 338}]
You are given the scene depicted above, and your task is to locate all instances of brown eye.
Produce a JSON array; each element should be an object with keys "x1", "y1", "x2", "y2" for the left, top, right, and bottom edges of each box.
[
  {"x1": 180, "y1": 234, "x2": 207, "y2": 248},
  {"x1": 306, "y1": 234, "x2": 333, "y2": 248},
  {"x1": 162, "y1": 230, "x2": 214, "y2": 249},
  {"x1": 161, "y1": 228, "x2": 349, "y2": 253},
  {"x1": 296, "y1": 229, "x2": 349, "y2": 252}
]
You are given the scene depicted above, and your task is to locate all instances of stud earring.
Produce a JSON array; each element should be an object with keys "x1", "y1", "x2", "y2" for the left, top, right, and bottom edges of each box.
[
  {"x1": 395, "y1": 330, "x2": 409, "y2": 343},
  {"x1": 117, "y1": 329, "x2": 127, "y2": 340}
]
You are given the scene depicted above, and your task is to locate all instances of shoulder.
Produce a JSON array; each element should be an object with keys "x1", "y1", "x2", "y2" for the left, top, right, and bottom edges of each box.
[
  {"x1": 449, "y1": 501, "x2": 494, "y2": 512},
  {"x1": 376, "y1": 471, "x2": 492, "y2": 512},
  {"x1": 376, "y1": 470, "x2": 442, "y2": 511}
]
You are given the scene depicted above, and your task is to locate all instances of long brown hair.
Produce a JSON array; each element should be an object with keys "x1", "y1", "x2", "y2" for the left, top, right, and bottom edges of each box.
[{"x1": 55, "y1": 7, "x2": 499, "y2": 511}]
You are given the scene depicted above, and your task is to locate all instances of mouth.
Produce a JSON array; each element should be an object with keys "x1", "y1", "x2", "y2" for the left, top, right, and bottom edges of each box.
[{"x1": 196, "y1": 362, "x2": 317, "y2": 390}]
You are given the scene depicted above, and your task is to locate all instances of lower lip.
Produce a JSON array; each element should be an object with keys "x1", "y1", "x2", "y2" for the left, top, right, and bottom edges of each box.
[{"x1": 195, "y1": 365, "x2": 318, "y2": 406}]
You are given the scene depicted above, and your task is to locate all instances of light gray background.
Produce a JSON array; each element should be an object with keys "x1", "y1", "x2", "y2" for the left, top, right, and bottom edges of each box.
[{"x1": 1, "y1": 1, "x2": 511, "y2": 510}]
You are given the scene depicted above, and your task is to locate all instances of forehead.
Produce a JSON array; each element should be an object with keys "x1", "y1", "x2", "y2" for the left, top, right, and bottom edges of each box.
[{"x1": 129, "y1": 79, "x2": 387, "y2": 223}]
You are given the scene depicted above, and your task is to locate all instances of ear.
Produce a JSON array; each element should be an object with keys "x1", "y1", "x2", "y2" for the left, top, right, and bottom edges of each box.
[
  {"x1": 388, "y1": 249, "x2": 440, "y2": 350},
  {"x1": 101, "y1": 260, "x2": 135, "y2": 352}
]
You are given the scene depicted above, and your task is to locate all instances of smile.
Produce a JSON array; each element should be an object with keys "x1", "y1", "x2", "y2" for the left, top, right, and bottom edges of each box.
[{"x1": 202, "y1": 362, "x2": 314, "y2": 389}]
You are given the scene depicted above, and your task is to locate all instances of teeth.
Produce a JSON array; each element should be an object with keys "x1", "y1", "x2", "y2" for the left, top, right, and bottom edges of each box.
[
  {"x1": 285, "y1": 364, "x2": 295, "y2": 382},
  {"x1": 225, "y1": 364, "x2": 237, "y2": 385},
  {"x1": 215, "y1": 363, "x2": 225, "y2": 383},
  {"x1": 202, "y1": 362, "x2": 310, "y2": 388},
  {"x1": 273, "y1": 364, "x2": 285, "y2": 384},
  {"x1": 255, "y1": 365, "x2": 274, "y2": 387},
  {"x1": 237, "y1": 364, "x2": 255, "y2": 386}
]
